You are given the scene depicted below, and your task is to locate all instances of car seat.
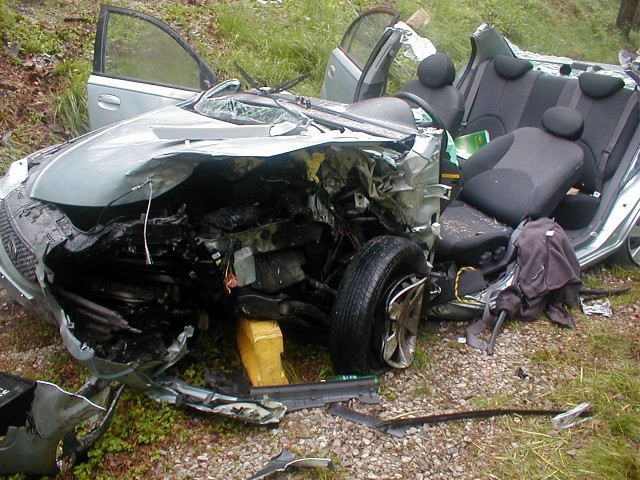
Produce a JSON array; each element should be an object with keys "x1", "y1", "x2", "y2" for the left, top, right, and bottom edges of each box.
[
  {"x1": 399, "y1": 53, "x2": 465, "y2": 135},
  {"x1": 435, "y1": 106, "x2": 585, "y2": 270}
]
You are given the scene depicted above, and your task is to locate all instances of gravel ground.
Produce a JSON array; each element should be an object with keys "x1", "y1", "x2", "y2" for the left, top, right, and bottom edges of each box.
[{"x1": 0, "y1": 282, "x2": 631, "y2": 479}]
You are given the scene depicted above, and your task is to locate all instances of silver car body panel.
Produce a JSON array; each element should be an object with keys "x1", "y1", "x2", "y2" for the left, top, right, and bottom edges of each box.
[
  {"x1": 88, "y1": 74, "x2": 199, "y2": 130},
  {"x1": 26, "y1": 103, "x2": 406, "y2": 208}
]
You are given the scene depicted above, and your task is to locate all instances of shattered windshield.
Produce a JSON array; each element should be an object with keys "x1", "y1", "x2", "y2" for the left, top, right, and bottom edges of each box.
[{"x1": 193, "y1": 97, "x2": 299, "y2": 125}]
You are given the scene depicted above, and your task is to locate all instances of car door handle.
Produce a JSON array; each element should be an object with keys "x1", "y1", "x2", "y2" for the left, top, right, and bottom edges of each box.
[
  {"x1": 97, "y1": 94, "x2": 121, "y2": 110},
  {"x1": 327, "y1": 64, "x2": 336, "y2": 79}
]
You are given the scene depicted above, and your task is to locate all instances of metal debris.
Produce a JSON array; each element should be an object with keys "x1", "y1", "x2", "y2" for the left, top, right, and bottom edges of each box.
[
  {"x1": 551, "y1": 402, "x2": 592, "y2": 430},
  {"x1": 250, "y1": 376, "x2": 380, "y2": 411},
  {"x1": 580, "y1": 297, "x2": 613, "y2": 317},
  {"x1": 328, "y1": 403, "x2": 592, "y2": 438},
  {"x1": 247, "y1": 449, "x2": 334, "y2": 480}
]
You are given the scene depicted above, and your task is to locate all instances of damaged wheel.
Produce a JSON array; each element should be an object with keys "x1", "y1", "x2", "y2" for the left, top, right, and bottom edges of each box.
[
  {"x1": 330, "y1": 236, "x2": 429, "y2": 374},
  {"x1": 610, "y1": 214, "x2": 640, "y2": 268}
]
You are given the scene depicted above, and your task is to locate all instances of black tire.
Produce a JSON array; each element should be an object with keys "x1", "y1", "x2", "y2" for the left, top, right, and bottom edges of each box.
[
  {"x1": 609, "y1": 215, "x2": 640, "y2": 268},
  {"x1": 330, "y1": 236, "x2": 429, "y2": 374}
]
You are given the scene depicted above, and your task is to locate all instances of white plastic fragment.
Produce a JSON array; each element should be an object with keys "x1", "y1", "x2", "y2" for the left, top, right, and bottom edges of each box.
[
  {"x1": 580, "y1": 298, "x2": 612, "y2": 317},
  {"x1": 394, "y1": 21, "x2": 436, "y2": 61},
  {"x1": 551, "y1": 402, "x2": 591, "y2": 430}
]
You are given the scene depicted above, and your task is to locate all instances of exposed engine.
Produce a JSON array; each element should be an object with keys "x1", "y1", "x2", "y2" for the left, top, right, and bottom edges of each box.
[{"x1": 32, "y1": 147, "x2": 412, "y2": 350}]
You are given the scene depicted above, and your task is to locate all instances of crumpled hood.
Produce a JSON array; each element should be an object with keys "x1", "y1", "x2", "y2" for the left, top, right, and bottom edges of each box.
[{"x1": 26, "y1": 105, "x2": 395, "y2": 207}]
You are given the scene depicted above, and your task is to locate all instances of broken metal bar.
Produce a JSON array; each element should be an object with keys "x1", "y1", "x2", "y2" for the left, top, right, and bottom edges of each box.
[
  {"x1": 328, "y1": 403, "x2": 592, "y2": 438},
  {"x1": 246, "y1": 449, "x2": 334, "y2": 480},
  {"x1": 327, "y1": 403, "x2": 404, "y2": 437},
  {"x1": 250, "y1": 376, "x2": 380, "y2": 411}
]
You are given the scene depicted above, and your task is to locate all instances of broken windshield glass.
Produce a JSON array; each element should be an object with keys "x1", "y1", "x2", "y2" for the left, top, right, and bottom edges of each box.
[{"x1": 193, "y1": 97, "x2": 299, "y2": 125}]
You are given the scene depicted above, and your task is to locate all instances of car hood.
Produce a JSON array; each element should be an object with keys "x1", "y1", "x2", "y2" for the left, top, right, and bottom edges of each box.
[{"x1": 25, "y1": 104, "x2": 397, "y2": 207}]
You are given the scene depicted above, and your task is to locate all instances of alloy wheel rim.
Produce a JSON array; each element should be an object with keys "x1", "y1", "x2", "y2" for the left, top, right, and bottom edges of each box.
[{"x1": 381, "y1": 275, "x2": 427, "y2": 369}]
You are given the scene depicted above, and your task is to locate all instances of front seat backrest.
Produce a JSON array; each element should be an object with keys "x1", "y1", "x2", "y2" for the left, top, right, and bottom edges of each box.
[{"x1": 400, "y1": 53, "x2": 465, "y2": 135}]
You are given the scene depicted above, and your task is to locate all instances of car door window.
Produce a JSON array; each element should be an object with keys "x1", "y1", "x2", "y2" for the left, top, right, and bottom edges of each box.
[
  {"x1": 94, "y1": 6, "x2": 216, "y2": 91},
  {"x1": 89, "y1": 6, "x2": 218, "y2": 130},
  {"x1": 321, "y1": 8, "x2": 400, "y2": 103},
  {"x1": 104, "y1": 13, "x2": 200, "y2": 89},
  {"x1": 340, "y1": 8, "x2": 401, "y2": 70}
]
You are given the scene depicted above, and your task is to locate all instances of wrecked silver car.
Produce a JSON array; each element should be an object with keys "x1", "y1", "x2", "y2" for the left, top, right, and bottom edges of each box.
[
  {"x1": 0, "y1": 90, "x2": 446, "y2": 376},
  {"x1": 0, "y1": 86, "x2": 446, "y2": 474}
]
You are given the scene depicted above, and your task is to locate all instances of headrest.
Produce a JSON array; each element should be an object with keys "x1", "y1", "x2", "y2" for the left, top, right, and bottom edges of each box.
[
  {"x1": 578, "y1": 73, "x2": 625, "y2": 99},
  {"x1": 493, "y1": 55, "x2": 533, "y2": 80},
  {"x1": 418, "y1": 53, "x2": 456, "y2": 88},
  {"x1": 542, "y1": 106, "x2": 583, "y2": 140}
]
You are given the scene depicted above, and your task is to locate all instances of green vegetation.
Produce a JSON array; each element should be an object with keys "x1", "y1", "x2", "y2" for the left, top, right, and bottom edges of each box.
[
  {"x1": 496, "y1": 267, "x2": 640, "y2": 480},
  {"x1": 0, "y1": 0, "x2": 633, "y2": 156},
  {"x1": 1, "y1": 1, "x2": 639, "y2": 479},
  {"x1": 72, "y1": 392, "x2": 187, "y2": 480}
]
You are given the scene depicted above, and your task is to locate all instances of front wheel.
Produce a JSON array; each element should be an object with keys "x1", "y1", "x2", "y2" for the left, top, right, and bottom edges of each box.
[
  {"x1": 330, "y1": 236, "x2": 429, "y2": 374},
  {"x1": 610, "y1": 215, "x2": 640, "y2": 268}
]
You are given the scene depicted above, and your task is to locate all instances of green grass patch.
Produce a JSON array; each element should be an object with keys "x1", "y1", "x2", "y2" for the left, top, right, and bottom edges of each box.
[
  {"x1": 53, "y1": 60, "x2": 91, "y2": 137},
  {"x1": 497, "y1": 313, "x2": 640, "y2": 479}
]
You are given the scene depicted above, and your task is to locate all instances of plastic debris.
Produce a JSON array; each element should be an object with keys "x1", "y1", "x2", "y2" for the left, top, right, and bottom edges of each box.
[
  {"x1": 580, "y1": 297, "x2": 612, "y2": 317},
  {"x1": 247, "y1": 449, "x2": 334, "y2": 480},
  {"x1": 551, "y1": 402, "x2": 592, "y2": 430},
  {"x1": 394, "y1": 21, "x2": 436, "y2": 61}
]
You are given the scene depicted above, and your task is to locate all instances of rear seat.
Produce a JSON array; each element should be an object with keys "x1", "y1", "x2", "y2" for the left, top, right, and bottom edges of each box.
[
  {"x1": 460, "y1": 56, "x2": 541, "y2": 139},
  {"x1": 553, "y1": 73, "x2": 640, "y2": 228},
  {"x1": 459, "y1": 55, "x2": 640, "y2": 230}
]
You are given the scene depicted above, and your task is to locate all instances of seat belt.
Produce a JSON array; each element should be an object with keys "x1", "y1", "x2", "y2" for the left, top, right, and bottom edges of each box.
[
  {"x1": 568, "y1": 83, "x2": 582, "y2": 109},
  {"x1": 593, "y1": 92, "x2": 638, "y2": 196},
  {"x1": 461, "y1": 60, "x2": 489, "y2": 128}
]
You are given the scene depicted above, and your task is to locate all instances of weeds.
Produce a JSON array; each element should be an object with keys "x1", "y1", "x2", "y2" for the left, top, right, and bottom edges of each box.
[
  {"x1": 53, "y1": 61, "x2": 90, "y2": 137},
  {"x1": 1, "y1": 1, "x2": 639, "y2": 479},
  {"x1": 496, "y1": 292, "x2": 640, "y2": 479}
]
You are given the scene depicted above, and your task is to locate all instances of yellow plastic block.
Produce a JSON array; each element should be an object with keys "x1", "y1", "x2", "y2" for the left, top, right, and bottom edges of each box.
[{"x1": 237, "y1": 318, "x2": 288, "y2": 386}]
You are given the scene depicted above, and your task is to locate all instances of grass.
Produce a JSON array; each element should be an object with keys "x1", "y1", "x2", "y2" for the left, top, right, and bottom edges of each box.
[
  {"x1": 1, "y1": 0, "x2": 632, "y2": 151},
  {"x1": 494, "y1": 267, "x2": 640, "y2": 480},
  {"x1": 1, "y1": 1, "x2": 640, "y2": 479},
  {"x1": 52, "y1": 61, "x2": 91, "y2": 138}
]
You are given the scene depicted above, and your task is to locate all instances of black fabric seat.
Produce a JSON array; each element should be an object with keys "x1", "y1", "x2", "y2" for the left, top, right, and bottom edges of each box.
[
  {"x1": 461, "y1": 55, "x2": 540, "y2": 139},
  {"x1": 552, "y1": 72, "x2": 640, "y2": 229},
  {"x1": 399, "y1": 53, "x2": 464, "y2": 135},
  {"x1": 436, "y1": 106, "x2": 585, "y2": 268}
]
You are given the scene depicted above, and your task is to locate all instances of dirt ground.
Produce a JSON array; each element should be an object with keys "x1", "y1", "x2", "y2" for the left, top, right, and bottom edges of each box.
[{"x1": 1, "y1": 2, "x2": 639, "y2": 479}]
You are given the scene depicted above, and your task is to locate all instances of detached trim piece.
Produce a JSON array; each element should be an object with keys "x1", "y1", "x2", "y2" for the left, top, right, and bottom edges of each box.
[
  {"x1": 250, "y1": 376, "x2": 380, "y2": 411},
  {"x1": 247, "y1": 449, "x2": 334, "y2": 480}
]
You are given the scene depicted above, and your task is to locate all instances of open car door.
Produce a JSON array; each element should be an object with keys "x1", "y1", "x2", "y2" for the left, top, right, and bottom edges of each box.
[
  {"x1": 321, "y1": 8, "x2": 402, "y2": 104},
  {"x1": 88, "y1": 6, "x2": 217, "y2": 130}
]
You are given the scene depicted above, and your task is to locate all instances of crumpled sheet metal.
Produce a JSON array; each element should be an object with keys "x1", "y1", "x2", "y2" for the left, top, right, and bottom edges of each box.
[
  {"x1": 580, "y1": 297, "x2": 612, "y2": 317},
  {"x1": 55, "y1": 293, "x2": 287, "y2": 424},
  {"x1": 247, "y1": 449, "x2": 335, "y2": 480},
  {"x1": 150, "y1": 378, "x2": 286, "y2": 424},
  {"x1": 0, "y1": 382, "x2": 108, "y2": 476}
]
